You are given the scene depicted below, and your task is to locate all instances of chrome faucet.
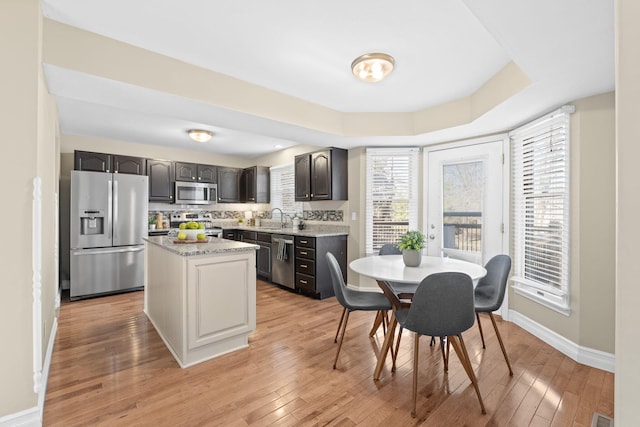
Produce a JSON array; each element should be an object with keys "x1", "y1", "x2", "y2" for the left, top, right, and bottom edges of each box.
[{"x1": 271, "y1": 208, "x2": 285, "y2": 228}]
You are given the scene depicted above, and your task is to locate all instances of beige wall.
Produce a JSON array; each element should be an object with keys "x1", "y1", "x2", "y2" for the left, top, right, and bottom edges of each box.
[
  {"x1": 615, "y1": 0, "x2": 640, "y2": 423},
  {"x1": 0, "y1": 0, "x2": 59, "y2": 419},
  {"x1": 509, "y1": 93, "x2": 616, "y2": 353}
]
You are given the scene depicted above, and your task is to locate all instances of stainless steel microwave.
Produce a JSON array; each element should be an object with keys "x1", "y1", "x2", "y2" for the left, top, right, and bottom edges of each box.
[{"x1": 174, "y1": 181, "x2": 218, "y2": 205}]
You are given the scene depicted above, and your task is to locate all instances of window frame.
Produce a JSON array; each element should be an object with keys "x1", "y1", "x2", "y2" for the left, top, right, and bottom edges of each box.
[
  {"x1": 510, "y1": 105, "x2": 574, "y2": 316},
  {"x1": 365, "y1": 147, "x2": 420, "y2": 255},
  {"x1": 269, "y1": 163, "x2": 302, "y2": 219}
]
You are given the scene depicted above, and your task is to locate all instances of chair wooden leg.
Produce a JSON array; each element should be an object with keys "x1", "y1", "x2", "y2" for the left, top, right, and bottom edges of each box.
[
  {"x1": 448, "y1": 334, "x2": 486, "y2": 414},
  {"x1": 369, "y1": 311, "x2": 383, "y2": 337},
  {"x1": 334, "y1": 307, "x2": 347, "y2": 343},
  {"x1": 489, "y1": 313, "x2": 513, "y2": 376},
  {"x1": 476, "y1": 312, "x2": 486, "y2": 349},
  {"x1": 392, "y1": 327, "x2": 403, "y2": 372},
  {"x1": 411, "y1": 333, "x2": 420, "y2": 418},
  {"x1": 374, "y1": 315, "x2": 398, "y2": 380},
  {"x1": 333, "y1": 309, "x2": 351, "y2": 369}
]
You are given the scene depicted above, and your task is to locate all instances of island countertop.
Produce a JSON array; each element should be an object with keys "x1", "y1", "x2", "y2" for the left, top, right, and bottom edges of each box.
[{"x1": 144, "y1": 235, "x2": 259, "y2": 256}]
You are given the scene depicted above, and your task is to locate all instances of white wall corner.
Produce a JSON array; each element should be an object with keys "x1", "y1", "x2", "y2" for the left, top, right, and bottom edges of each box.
[{"x1": 509, "y1": 310, "x2": 614, "y2": 373}]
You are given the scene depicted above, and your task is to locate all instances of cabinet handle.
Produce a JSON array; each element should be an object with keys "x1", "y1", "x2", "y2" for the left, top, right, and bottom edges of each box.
[
  {"x1": 300, "y1": 251, "x2": 307, "y2": 255},
  {"x1": 300, "y1": 240, "x2": 307, "y2": 244},
  {"x1": 310, "y1": 193, "x2": 313, "y2": 197},
  {"x1": 300, "y1": 279, "x2": 308, "y2": 284},
  {"x1": 300, "y1": 264, "x2": 307, "y2": 268}
]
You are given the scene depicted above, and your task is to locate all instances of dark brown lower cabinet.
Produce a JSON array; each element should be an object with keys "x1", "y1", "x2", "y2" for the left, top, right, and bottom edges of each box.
[{"x1": 295, "y1": 235, "x2": 347, "y2": 299}]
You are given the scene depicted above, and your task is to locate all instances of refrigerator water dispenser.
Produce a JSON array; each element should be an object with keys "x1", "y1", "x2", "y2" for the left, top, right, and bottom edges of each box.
[{"x1": 79, "y1": 209, "x2": 105, "y2": 236}]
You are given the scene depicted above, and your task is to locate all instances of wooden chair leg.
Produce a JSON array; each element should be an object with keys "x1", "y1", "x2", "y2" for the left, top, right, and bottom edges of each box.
[
  {"x1": 476, "y1": 312, "x2": 486, "y2": 349},
  {"x1": 392, "y1": 326, "x2": 403, "y2": 372},
  {"x1": 335, "y1": 307, "x2": 347, "y2": 343},
  {"x1": 448, "y1": 334, "x2": 486, "y2": 414},
  {"x1": 411, "y1": 333, "x2": 420, "y2": 418},
  {"x1": 489, "y1": 313, "x2": 513, "y2": 376},
  {"x1": 369, "y1": 311, "x2": 383, "y2": 337},
  {"x1": 333, "y1": 310, "x2": 351, "y2": 369}
]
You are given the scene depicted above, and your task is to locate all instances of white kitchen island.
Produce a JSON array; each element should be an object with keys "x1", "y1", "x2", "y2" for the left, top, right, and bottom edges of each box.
[{"x1": 144, "y1": 236, "x2": 259, "y2": 368}]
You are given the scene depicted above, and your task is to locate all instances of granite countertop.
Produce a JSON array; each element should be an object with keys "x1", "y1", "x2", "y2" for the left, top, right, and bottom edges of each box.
[
  {"x1": 145, "y1": 236, "x2": 259, "y2": 257},
  {"x1": 221, "y1": 225, "x2": 349, "y2": 237}
]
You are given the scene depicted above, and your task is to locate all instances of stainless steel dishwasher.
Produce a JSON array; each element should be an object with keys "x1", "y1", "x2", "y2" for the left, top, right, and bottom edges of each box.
[{"x1": 271, "y1": 234, "x2": 295, "y2": 289}]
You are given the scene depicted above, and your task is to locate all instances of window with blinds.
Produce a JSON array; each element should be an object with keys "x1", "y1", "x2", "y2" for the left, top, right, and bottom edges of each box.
[
  {"x1": 365, "y1": 147, "x2": 420, "y2": 254},
  {"x1": 510, "y1": 106, "x2": 573, "y2": 315},
  {"x1": 270, "y1": 164, "x2": 302, "y2": 218}
]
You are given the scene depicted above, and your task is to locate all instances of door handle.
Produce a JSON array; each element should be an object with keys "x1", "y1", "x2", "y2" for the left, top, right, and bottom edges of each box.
[{"x1": 429, "y1": 234, "x2": 435, "y2": 240}]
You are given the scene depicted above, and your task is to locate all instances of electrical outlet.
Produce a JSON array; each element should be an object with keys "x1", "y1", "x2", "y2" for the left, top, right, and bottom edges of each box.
[{"x1": 351, "y1": 212, "x2": 357, "y2": 221}]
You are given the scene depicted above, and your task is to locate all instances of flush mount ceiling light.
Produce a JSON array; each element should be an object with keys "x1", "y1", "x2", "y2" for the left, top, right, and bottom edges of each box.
[
  {"x1": 187, "y1": 129, "x2": 213, "y2": 142},
  {"x1": 351, "y1": 52, "x2": 395, "y2": 83}
]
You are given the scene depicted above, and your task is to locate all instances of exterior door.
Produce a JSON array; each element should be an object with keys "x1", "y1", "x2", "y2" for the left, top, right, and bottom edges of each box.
[{"x1": 425, "y1": 139, "x2": 505, "y2": 266}]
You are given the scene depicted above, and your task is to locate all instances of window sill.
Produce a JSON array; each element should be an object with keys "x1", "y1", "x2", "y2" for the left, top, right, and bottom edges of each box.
[{"x1": 512, "y1": 281, "x2": 571, "y2": 317}]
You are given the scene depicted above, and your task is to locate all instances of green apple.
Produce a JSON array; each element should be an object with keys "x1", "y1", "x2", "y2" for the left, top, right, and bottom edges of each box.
[
  {"x1": 197, "y1": 233, "x2": 206, "y2": 240},
  {"x1": 197, "y1": 223, "x2": 205, "y2": 229},
  {"x1": 177, "y1": 231, "x2": 187, "y2": 240},
  {"x1": 179, "y1": 223, "x2": 187, "y2": 230}
]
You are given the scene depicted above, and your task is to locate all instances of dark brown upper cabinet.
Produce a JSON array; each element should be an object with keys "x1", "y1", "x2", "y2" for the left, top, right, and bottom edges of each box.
[
  {"x1": 75, "y1": 150, "x2": 145, "y2": 175},
  {"x1": 74, "y1": 150, "x2": 112, "y2": 173},
  {"x1": 241, "y1": 166, "x2": 270, "y2": 203},
  {"x1": 217, "y1": 167, "x2": 241, "y2": 203},
  {"x1": 112, "y1": 155, "x2": 146, "y2": 175},
  {"x1": 147, "y1": 159, "x2": 174, "y2": 202},
  {"x1": 175, "y1": 162, "x2": 217, "y2": 184},
  {"x1": 294, "y1": 148, "x2": 348, "y2": 201}
]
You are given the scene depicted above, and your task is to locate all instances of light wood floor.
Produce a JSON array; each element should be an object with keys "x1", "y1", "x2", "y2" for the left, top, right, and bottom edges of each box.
[{"x1": 44, "y1": 280, "x2": 613, "y2": 426}]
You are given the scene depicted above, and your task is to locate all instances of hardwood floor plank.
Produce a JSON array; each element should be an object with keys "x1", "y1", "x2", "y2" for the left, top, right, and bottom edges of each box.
[{"x1": 43, "y1": 281, "x2": 613, "y2": 426}]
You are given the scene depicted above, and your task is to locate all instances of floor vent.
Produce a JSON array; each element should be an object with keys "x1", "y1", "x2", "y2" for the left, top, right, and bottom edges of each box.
[{"x1": 591, "y1": 412, "x2": 613, "y2": 427}]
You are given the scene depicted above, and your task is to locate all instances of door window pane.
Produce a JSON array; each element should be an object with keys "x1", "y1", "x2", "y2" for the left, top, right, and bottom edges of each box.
[{"x1": 442, "y1": 161, "x2": 484, "y2": 254}]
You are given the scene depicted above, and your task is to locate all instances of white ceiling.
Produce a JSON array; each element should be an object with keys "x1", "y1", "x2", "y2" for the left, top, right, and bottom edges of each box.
[{"x1": 41, "y1": 0, "x2": 614, "y2": 158}]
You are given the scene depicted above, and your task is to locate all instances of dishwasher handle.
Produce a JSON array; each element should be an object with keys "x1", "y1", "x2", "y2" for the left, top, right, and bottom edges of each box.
[{"x1": 272, "y1": 238, "x2": 294, "y2": 245}]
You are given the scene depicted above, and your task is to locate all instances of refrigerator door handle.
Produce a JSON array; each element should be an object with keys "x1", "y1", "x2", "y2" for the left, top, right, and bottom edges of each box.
[
  {"x1": 107, "y1": 178, "x2": 113, "y2": 241},
  {"x1": 113, "y1": 179, "x2": 118, "y2": 242},
  {"x1": 71, "y1": 246, "x2": 145, "y2": 256}
]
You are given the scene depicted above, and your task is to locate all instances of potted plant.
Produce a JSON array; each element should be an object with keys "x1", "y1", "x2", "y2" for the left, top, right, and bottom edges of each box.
[
  {"x1": 148, "y1": 216, "x2": 156, "y2": 230},
  {"x1": 397, "y1": 230, "x2": 425, "y2": 267}
]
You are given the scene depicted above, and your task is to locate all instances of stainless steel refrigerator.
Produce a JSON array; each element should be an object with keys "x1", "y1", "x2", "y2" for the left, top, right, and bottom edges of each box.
[{"x1": 70, "y1": 170, "x2": 148, "y2": 300}]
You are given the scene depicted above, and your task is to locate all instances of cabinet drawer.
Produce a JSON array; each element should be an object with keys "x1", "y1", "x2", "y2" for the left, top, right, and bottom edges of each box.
[
  {"x1": 295, "y1": 247, "x2": 315, "y2": 260},
  {"x1": 241, "y1": 230, "x2": 257, "y2": 241},
  {"x1": 295, "y1": 273, "x2": 315, "y2": 292},
  {"x1": 295, "y1": 236, "x2": 315, "y2": 249},
  {"x1": 296, "y1": 258, "x2": 315, "y2": 276}
]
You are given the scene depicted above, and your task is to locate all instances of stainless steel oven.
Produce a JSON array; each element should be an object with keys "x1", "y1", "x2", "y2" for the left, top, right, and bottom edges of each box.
[{"x1": 174, "y1": 181, "x2": 217, "y2": 205}]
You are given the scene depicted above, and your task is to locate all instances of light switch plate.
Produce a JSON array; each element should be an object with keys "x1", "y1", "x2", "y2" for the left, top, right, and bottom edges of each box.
[{"x1": 351, "y1": 212, "x2": 357, "y2": 221}]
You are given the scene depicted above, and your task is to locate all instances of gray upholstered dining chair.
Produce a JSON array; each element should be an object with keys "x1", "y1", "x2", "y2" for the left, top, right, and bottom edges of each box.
[
  {"x1": 378, "y1": 272, "x2": 486, "y2": 417},
  {"x1": 326, "y1": 252, "x2": 392, "y2": 369},
  {"x1": 474, "y1": 254, "x2": 513, "y2": 375}
]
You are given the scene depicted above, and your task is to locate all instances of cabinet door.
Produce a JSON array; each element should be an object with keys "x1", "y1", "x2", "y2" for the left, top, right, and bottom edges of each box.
[
  {"x1": 197, "y1": 164, "x2": 217, "y2": 184},
  {"x1": 147, "y1": 159, "x2": 174, "y2": 202},
  {"x1": 242, "y1": 167, "x2": 257, "y2": 202},
  {"x1": 257, "y1": 242, "x2": 272, "y2": 279},
  {"x1": 175, "y1": 162, "x2": 198, "y2": 182},
  {"x1": 311, "y1": 150, "x2": 332, "y2": 200},
  {"x1": 113, "y1": 155, "x2": 146, "y2": 175},
  {"x1": 294, "y1": 154, "x2": 311, "y2": 201},
  {"x1": 217, "y1": 167, "x2": 240, "y2": 203},
  {"x1": 74, "y1": 150, "x2": 111, "y2": 173}
]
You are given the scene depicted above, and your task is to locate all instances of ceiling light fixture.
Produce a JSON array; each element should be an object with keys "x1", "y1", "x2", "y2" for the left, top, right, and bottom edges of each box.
[
  {"x1": 187, "y1": 129, "x2": 212, "y2": 142},
  {"x1": 351, "y1": 53, "x2": 395, "y2": 83}
]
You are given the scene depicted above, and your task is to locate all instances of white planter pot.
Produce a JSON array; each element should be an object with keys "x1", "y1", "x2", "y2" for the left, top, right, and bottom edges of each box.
[{"x1": 402, "y1": 250, "x2": 422, "y2": 267}]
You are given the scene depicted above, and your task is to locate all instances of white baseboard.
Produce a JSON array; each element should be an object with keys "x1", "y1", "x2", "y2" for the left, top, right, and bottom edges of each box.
[
  {"x1": 0, "y1": 407, "x2": 40, "y2": 427},
  {"x1": 509, "y1": 310, "x2": 615, "y2": 373},
  {"x1": 0, "y1": 312, "x2": 58, "y2": 427}
]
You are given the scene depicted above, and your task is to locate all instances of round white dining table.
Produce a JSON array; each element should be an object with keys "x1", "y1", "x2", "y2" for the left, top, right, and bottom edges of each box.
[
  {"x1": 349, "y1": 254, "x2": 486, "y2": 285},
  {"x1": 349, "y1": 254, "x2": 487, "y2": 380}
]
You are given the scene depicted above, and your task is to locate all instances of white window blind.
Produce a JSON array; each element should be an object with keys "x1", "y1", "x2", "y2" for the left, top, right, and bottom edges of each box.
[
  {"x1": 270, "y1": 164, "x2": 302, "y2": 218},
  {"x1": 365, "y1": 147, "x2": 420, "y2": 254},
  {"x1": 510, "y1": 106, "x2": 573, "y2": 314}
]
